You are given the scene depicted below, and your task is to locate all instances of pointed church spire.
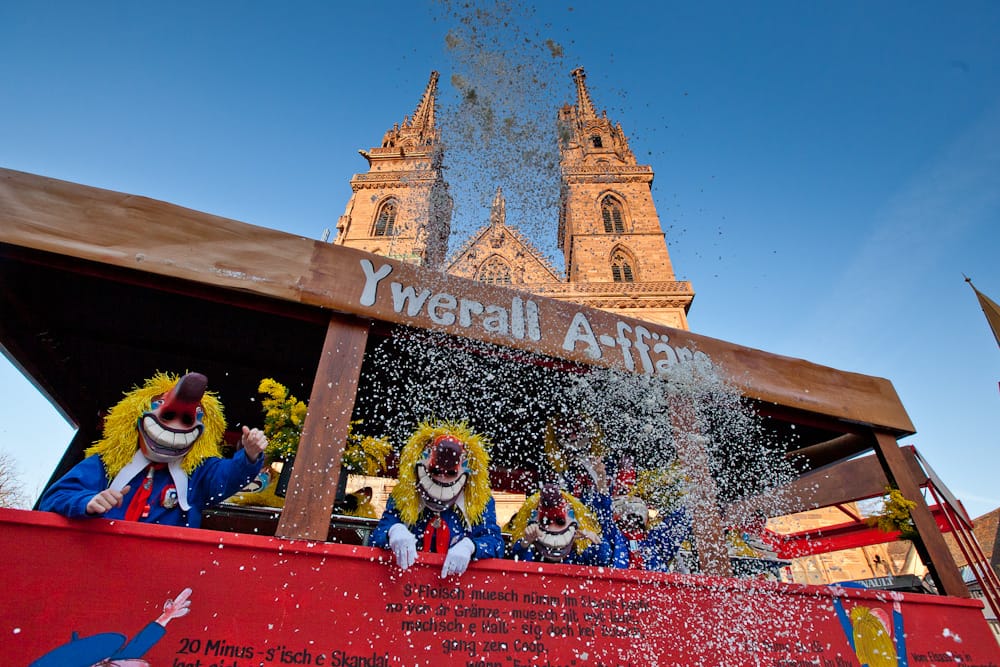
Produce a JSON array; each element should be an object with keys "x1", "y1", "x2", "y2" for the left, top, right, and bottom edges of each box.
[
  {"x1": 376, "y1": 72, "x2": 442, "y2": 152},
  {"x1": 559, "y1": 66, "x2": 637, "y2": 165},
  {"x1": 965, "y1": 275, "x2": 1000, "y2": 348},
  {"x1": 409, "y1": 71, "x2": 439, "y2": 132},
  {"x1": 571, "y1": 67, "x2": 598, "y2": 120},
  {"x1": 490, "y1": 186, "x2": 506, "y2": 227}
]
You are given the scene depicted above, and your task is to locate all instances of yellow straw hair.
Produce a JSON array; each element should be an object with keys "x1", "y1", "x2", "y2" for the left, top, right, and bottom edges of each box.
[
  {"x1": 508, "y1": 489, "x2": 601, "y2": 554},
  {"x1": 391, "y1": 419, "x2": 492, "y2": 527},
  {"x1": 86, "y1": 372, "x2": 226, "y2": 478}
]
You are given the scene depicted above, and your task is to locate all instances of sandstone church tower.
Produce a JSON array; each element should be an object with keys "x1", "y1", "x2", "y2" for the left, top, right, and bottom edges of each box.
[
  {"x1": 550, "y1": 67, "x2": 693, "y2": 329},
  {"x1": 336, "y1": 67, "x2": 694, "y2": 330},
  {"x1": 334, "y1": 72, "x2": 453, "y2": 267}
]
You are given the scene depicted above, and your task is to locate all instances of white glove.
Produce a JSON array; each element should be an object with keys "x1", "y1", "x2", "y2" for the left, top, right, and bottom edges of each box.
[
  {"x1": 388, "y1": 523, "x2": 418, "y2": 570},
  {"x1": 441, "y1": 537, "x2": 476, "y2": 578}
]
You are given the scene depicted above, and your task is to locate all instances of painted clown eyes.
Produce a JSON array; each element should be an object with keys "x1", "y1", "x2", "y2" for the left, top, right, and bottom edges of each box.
[{"x1": 149, "y1": 399, "x2": 204, "y2": 427}]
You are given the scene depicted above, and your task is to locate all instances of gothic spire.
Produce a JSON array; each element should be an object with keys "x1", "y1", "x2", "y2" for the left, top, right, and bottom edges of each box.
[
  {"x1": 570, "y1": 67, "x2": 598, "y2": 121},
  {"x1": 408, "y1": 71, "x2": 439, "y2": 132},
  {"x1": 375, "y1": 71, "x2": 441, "y2": 154},
  {"x1": 490, "y1": 186, "x2": 506, "y2": 227}
]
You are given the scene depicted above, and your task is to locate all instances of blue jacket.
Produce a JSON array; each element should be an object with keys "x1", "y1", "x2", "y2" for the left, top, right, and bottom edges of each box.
[
  {"x1": 623, "y1": 510, "x2": 691, "y2": 572},
  {"x1": 510, "y1": 492, "x2": 630, "y2": 568},
  {"x1": 39, "y1": 451, "x2": 261, "y2": 528},
  {"x1": 370, "y1": 496, "x2": 504, "y2": 559},
  {"x1": 30, "y1": 622, "x2": 165, "y2": 667}
]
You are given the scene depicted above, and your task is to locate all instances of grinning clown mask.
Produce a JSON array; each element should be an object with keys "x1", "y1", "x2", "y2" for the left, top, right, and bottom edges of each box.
[
  {"x1": 138, "y1": 372, "x2": 208, "y2": 463},
  {"x1": 509, "y1": 484, "x2": 602, "y2": 563},
  {"x1": 530, "y1": 484, "x2": 580, "y2": 562},
  {"x1": 85, "y1": 372, "x2": 227, "y2": 481},
  {"x1": 415, "y1": 434, "x2": 470, "y2": 512},
  {"x1": 389, "y1": 420, "x2": 494, "y2": 528},
  {"x1": 612, "y1": 495, "x2": 650, "y2": 533}
]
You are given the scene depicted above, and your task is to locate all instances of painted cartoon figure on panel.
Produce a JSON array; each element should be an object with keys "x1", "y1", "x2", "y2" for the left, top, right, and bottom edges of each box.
[{"x1": 30, "y1": 588, "x2": 193, "y2": 667}]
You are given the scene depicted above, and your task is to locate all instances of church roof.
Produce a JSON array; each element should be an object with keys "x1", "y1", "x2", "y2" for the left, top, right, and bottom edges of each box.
[{"x1": 445, "y1": 187, "x2": 562, "y2": 282}]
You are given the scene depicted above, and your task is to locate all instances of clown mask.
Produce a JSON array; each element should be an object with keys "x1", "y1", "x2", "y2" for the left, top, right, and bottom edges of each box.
[
  {"x1": 415, "y1": 434, "x2": 470, "y2": 512},
  {"x1": 613, "y1": 496, "x2": 650, "y2": 533},
  {"x1": 137, "y1": 372, "x2": 207, "y2": 463},
  {"x1": 530, "y1": 485, "x2": 580, "y2": 562}
]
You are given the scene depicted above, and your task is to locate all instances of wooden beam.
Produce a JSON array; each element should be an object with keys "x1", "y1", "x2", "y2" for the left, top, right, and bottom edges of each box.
[
  {"x1": 0, "y1": 168, "x2": 917, "y2": 435},
  {"x1": 871, "y1": 430, "x2": 968, "y2": 598},
  {"x1": 276, "y1": 315, "x2": 370, "y2": 540},
  {"x1": 726, "y1": 446, "x2": 928, "y2": 522},
  {"x1": 785, "y1": 433, "x2": 871, "y2": 471}
]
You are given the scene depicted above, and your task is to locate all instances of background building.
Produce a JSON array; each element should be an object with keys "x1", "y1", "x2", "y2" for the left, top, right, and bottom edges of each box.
[{"x1": 335, "y1": 68, "x2": 695, "y2": 330}]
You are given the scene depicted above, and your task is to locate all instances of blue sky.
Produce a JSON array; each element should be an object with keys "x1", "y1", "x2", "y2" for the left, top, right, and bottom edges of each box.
[{"x1": 1, "y1": 1, "x2": 998, "y2": 517}]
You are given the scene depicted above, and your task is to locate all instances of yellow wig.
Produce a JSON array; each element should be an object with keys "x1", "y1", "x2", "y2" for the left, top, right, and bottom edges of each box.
[
  {"x1": 391, "y1": 420, "x2": 492, "y2": 527},
  {"x1": 508, "y1": 489, "x2": 602, "y2": 554},
  {"x1": 85, "y1": 372, "x2": 227, "y2": 478}
]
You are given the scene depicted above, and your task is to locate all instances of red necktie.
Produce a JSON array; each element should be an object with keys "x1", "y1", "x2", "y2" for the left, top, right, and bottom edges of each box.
[
  {"x1": 124, "y1": 464, "x2": 164, "y2": 521},
  {"x1": 623, "y1": 529, "x2": 645, "y2": 569},
  {"x1": 422, "y1": 515, "x2": 451, "y2": 553}
]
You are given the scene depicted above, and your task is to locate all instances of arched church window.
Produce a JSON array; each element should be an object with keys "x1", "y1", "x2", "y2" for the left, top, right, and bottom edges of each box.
[
  {"x1": 477, "y1": 256, "x2": 512, "y2": 285},
  {"x1": 601, "y1": 196, "x2": 625, "y2": 233},
  {"x1": 373, "y1": 199, "x2": 398, "y2": 237},
  {"x1": 591, "y1": 135, "x2": 603, "y2": 148},
  {"x1": 611, "y1": 249, "x2": 635, "y2": 283}
]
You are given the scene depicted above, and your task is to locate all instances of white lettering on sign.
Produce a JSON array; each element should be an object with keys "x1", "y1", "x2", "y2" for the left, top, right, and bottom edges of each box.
[
  {"x1": 359, "y1": 260, "x2": 393, "y2": 306},
  {"x1": 358, "y1": 259, "x2": 710, "y2": 373},
  {"x1": 358, "y1": 259, "x2": 541, "y2": 342},
  {"x1": 561, "y1": 314, "x2": 711, "y2": 374}
]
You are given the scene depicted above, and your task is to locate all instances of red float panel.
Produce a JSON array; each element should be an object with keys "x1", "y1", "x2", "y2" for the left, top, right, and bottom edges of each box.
[{"x1": 3, "y1": 509, "x2": 997, "y2": 667}]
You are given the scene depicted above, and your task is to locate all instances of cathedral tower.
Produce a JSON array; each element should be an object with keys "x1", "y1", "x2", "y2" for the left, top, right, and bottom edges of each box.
[
  {"x1": 554, "y1": 67, "x2": 694, "y2": 329},
  {"x1": 334, "y1": 71, "x2": 453, "y2": 267}
]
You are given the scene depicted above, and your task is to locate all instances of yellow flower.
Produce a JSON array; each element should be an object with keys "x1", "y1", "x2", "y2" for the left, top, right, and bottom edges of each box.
[
  {"x1": 257, "y1": 380, "x2": 389, "y2": 474},
  {"x1": 258, "y1": 377, "x2": 306, "y2": 460},
  {"x1": 872, "y1": 486, "x2": 918, "y2": 539}
]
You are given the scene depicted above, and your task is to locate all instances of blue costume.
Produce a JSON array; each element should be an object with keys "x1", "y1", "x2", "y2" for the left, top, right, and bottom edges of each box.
[
  {"x1": 510, "y1": 492, "x2": 629, "y2": 568},
  {"x1": 39, "y1": 451, "x2": 261, "y2": 528},
  {"x1": 621, "y1": 509, "x2": 691, "y2": 572},
  {"x1": 370, "y1": 496, "x2": 505, "y2": 559}
]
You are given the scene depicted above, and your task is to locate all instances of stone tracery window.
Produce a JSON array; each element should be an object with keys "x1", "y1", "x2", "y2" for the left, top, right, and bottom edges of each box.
[
  {"x1": 477, "y1": 256, "x2": 512, "y2": 285},
  {"x1": 611, "y1": 248, "x2": 636, "y2": 283},
  {"x1": 373, "y1": 199, "x2": 398, "y2": 237},
  {"x1": 601, "y1": 195, "x2": 625, "y2": 234}
]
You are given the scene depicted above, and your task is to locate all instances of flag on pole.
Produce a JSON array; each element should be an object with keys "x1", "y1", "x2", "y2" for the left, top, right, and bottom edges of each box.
[{"x1": 965, "y1": 276, "x2": 1000, "y2": 349}]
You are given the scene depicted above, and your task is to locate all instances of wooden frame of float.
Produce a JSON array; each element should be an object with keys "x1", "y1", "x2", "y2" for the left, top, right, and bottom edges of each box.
[{"x1": 0, "y1": 167, "x2": 967, "y2": 596}]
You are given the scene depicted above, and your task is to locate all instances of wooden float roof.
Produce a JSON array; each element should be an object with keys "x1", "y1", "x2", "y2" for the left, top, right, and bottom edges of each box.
[{"x1": 0, "y1": 167, "x2": 915, "y2": 445}]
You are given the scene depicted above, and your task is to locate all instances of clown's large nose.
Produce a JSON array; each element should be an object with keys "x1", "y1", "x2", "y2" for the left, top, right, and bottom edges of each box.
[
  {"x1": 538, "y1": 484, "x2": 567, "y2": 524},
  {"x1": 427, "y1": 436, "x2": 463, "y2": 476},
  {"x1": 157, "y1": 372, "x2": 208, "y2": 425}
]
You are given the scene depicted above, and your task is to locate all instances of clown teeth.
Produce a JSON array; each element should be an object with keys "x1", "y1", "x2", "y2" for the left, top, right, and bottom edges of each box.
[
  {"x1": 416, "y1": 466, "x2": 465, "y2": 503},
  {"x1": 142, "y1": 415, "x2": 200, "y2": 450},
  {"x1": 538, "y1": 529, "x2": 574, "y2": 551}
]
